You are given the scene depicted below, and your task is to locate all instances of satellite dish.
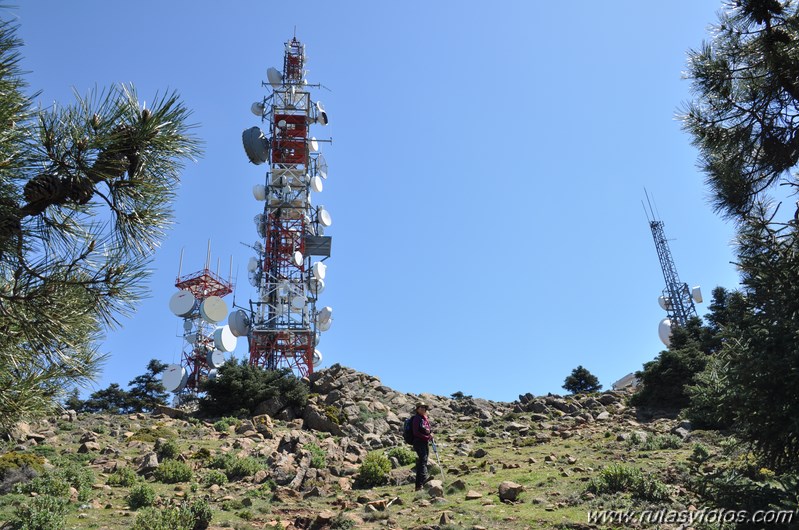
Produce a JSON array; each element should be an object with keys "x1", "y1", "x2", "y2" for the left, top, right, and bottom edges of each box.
[
  {"x1": 315, "y1": 332, "x2": 321, "y2": 346},
  {"x1": 318, "y1": 318, "x2": 332, "y2": 332},
  {"x1": 316, "y1": 306, "x2": 333, "y2": 325},
  {"x1": 316, "y1": 154, "x2": 328, "y2": 179},
  {"x1": 252, "y1": 184, "x2": 267, "y2": 201},
  {"x1": 162, "y1": 364, "x2": 187, "y2": 393},
  {"x1": 207, "y1": 349, "x2": 227, "y2": 369},
  {"x1": 312, "y1": 261, "x2": 327, "y2": 280},
  {"x1": 293, "y1": 250, "x2": 303, "y2": 267},
  {"x1": 291, "y1": 295, "x2": 306, "y2": 310},
  {"x1": 200, "y1": 296, "x2": 228, "y2": 324},
  {"x1": 169, "y1": 290, "x2": 196, "y2": 318},
  {"x1": 247, "y1": 256, "x2": 259, "y2": 272},
  {"x1": 313, "y1": 349, "x2": 323, "y2": 367},
  {"x1": 227, "y1": 309, "x2": 251, "y2": 337},
  {"x1": 277, "y1": 119, "x2": 287, "y2": 129},
  {"x1": 185, "y1": 332, "x2": 198, "y2": 344},
  {"x1": 314, "y1": 101, "x2": 329, "y2": 125},
  {"x1": 251, "y1": 101, "x2": 265, "y2": 116},
  {"x1": 309, "y1": 137, "x2": 319, "y2": 152},
  {"x1": 267, "y1": 67, "x2": 283, "y2": 87},
  {"x1": 318, "y1": 207, "x2": 332, "y2": 227},
  {"x1": 182, "y1": 320, "x2": 193, "y2": 332},
  {"x1": 658, "y1": 318, "x2": 672, "y2": 347},
  {"x1": 310, "y1": 176, "x2": 323, "y2": 193},
  {"x1": 242, "y1": 127, "x2": 269, "y2": 165},
  {"x1": 309, "y1": 277, "x2": 325, "y2": 295},
  {"x1": 213, "y1": 325, "x2": 238, "y2": 352},
  {"x1": 657, "y1": 296, "x2": 672, "y2": 311},
  {"x1": 692, "y1": 286, "x2": 703, "y2": 304}
]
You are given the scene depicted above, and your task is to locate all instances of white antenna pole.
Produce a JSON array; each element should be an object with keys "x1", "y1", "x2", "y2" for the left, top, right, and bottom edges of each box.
[
  {"x1": 216, "y1": 257, "x2": 221, "y2": 277},
  {"x1": 206, "y1": 240, "x2": 211, "y2": 270},
  {"x1": 178, "y1": 247, "x2": 184, "y2": 279}
]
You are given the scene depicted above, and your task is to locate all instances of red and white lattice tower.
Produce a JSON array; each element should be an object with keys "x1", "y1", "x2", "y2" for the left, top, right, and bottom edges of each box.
[
  {"x1": 239, "y1": 36, "x2": 333, "y2": 378},
  {"x1": 163, "y1": 246, "x2": 236, "y2": 394}
]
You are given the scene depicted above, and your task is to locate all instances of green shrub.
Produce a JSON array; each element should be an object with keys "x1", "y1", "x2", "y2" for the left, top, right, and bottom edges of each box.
[
  {"x1": 212, "y1": 417, "x2": 240, "y2": 433},
  {"x1": 128, "y1": 482, "x2": 156, "y2": 509},
  {"x1": 474, "y1": 425, "x2": 487, "y2": 438},
  {"x1": 156, "y1": 438, "x2": 180, "y2": 461},
  {"x1": 131, "y1": 506, "x2": 193, "y2": 530},
  {"x1": 386, "y1": 446, "x2": 416, "y2": 467},
  {"x1": 203, "y1": 469, "x2": 228, "y2": 486},
  {"x1": 356, "y1": 452, "x2": 391, "y2": 488},
  {"x1": 324, "y1": 405, "x2": 343, "y2": 425},
  {"x1": 199, "y1": 362, "x2": 308, "y2": 417},
  {"x1": 107, "y1": 466, "x2": 139, "y2": 487},
  {"x1": 12, "y1": 495, "x2": 67, "y2": 530},
  {"x1": 690, "y1": 443, "x2": 711, "y2": 464},
  {"x1": 193, "y1": 447, "x2": 212, "y2": 460},
  {"x1": 587, "y1": 464, "x2": 670, "y2": 502},
  {"x1": 129, "y1": 425, "x2": 178, "y2": 443},
  {"x1": 17, "y1": 462, "x2": 94, "y2": 501},
  {"x1": 0, "y1": 452, "x2": 45, "y2": 479},
  {"x1": 357, "y1": 404, "x2": 386, "y2": 423},
  {"x1": 306, "y1": 443, "x2": 327, "y2": 469},
  {"x1": 209, "y1": 454, "x2": 263, "y2": 480},
  {"x1": 154, "y1": 459, "x2": 193, "y2": 483},
  {"x1": 186, "y1": 498, "x2": 213, "y2": 530},
  {"x1": 330, "y1": 513, "x2": 356, "y2": 530}
]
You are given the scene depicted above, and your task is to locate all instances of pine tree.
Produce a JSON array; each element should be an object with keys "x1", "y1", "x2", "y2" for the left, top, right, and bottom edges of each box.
[
  {"x1": 0, "y1": 17, "x2": 200, "y2": 434},
  {"x1": 562, "y1": 365, "x2": 602, "y2": 394},
  {"x1": 681, "y1": 0, "x2": 799, "y2": 218},
  {"x1": 681, "y1": 0, "x2": 799, "y2": 472},
  {"x1": 127, "y1": 359, "x2": 169, "y2": 412}
]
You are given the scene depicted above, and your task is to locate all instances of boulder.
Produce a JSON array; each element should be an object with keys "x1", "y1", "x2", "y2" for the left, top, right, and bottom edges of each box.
[{"x1": 498, "y1": 481, "x2": 524, "y2": 502}]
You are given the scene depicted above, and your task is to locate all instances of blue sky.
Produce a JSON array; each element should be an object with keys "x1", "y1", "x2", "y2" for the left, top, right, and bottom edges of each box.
[{"x1": 13, "y1": 1, "x2": 740, "y2": 402}]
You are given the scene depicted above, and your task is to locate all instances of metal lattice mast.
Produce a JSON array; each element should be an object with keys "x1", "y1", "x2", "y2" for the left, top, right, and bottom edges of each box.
[
  {"x1": 644, "y1": 192, "x2": 702, "y2": 346},
  {"x1": 648, "y1": 218, "x2": 697, "y2": 327},
  {"x1": 240, "y1": 36, "x2": 333, "y2": 378}
]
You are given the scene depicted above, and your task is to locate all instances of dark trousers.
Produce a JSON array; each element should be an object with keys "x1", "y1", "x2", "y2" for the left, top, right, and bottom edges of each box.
[{"x1": 413, "y1": 439, "x2": 429, "y2": 489}]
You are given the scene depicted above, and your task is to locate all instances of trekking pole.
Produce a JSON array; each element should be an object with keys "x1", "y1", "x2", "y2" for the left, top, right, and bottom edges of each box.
[{"x1": 431, "y1": 439, "x2": 446, "y2": 483}]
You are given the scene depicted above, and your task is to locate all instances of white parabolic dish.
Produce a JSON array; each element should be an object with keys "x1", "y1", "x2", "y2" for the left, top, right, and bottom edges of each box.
[
  {"x1": 293, "y1": 250, "x2": 303, "y2": 267},
  {"x1": 658, "y1": 318, "x2": 672, "y2": 347},
  {"x1": 267, "y1": 67, "x2": 282, "y2": 87},
  {"x1": 227, "y1": 309, "x2": 251, "y2": 337},
  {"x1": 312, "y1": 261, "x2": 326, "y2": 280},
  {"x1": 692, "y1": 286, "x2": 703, "y2": 304},
  {"x1": 252, "y1": 184, "x2": 266, "y2": 201},
  {"x1": 313, "y1": 349, "x2": 323, "y2": 367},
  {"x1": 318, "y1": 318, "x2": 332, "y2": 332},
  {"x1": 658, "y1": 296, "x2": 671, "y2": 311},
  {"x1": 316, "y1": 306, "x2": 332, "y2": 324},
  {"x1": 214, "y1": 325, "x2": 237, "y2": 352},
  {"x1": 207, "y1": 349, "x2": 227, "y2": 369},
  {"x1": 310, "y1": 176, "x2": 323, "y2": 193},
  {"x1": 169, "y1": 290, "x2": 196, "y2": 318},
  {"x1": 162, "y1": 364, "x2": 187, "y2": 392},
  {"x1": 200, "y1": 296, "x2": 228, "y2": 324},
  {"x1": 318, "y1": 208, "x2": 332, "y2": 227},
  {"x1": 309, "y1": 137, "x2": 319, "y2": 152},
  {"x1": 251, "y1": 101, "x2": 265, "y2": 116},
  {"x1": 309, "y1": 277, "x2": 325, "y2": 295}
]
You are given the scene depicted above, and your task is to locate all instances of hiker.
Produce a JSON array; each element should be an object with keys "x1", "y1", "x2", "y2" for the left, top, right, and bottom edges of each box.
[{"x1": 411, "y1": 402, "x2": 433, "y2": 490}]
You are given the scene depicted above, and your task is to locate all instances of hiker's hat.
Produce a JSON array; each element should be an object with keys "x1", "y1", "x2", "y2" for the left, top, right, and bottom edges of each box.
[{"x1": 415, "y1": 402, "x2": 429, "y2": 410}]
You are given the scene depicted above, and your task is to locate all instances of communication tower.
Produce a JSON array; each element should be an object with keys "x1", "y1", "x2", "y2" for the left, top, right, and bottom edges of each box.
[
  {"x1": 644, "y1": 192, "x2": 702, "y2": 347},
  {"x1": 162, "y1": 244, "x2": 236, "y2": 394},
  {"x1": 237, "y1": 36, "x2": 333, "y2": 378}
]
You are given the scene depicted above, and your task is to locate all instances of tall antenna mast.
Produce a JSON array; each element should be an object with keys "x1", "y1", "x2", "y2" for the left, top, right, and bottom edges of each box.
[
  {"x1": 643, "y1": 190, "x2": 702, "y2": 346},
  {"x1": 240, "y1": 34, "x2": 334, "y2": 377}
]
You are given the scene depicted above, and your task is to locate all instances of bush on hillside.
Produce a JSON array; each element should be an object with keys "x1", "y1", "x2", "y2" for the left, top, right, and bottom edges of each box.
[
  {"x1": 356, "y1": 452, "x2": 391, "y2": 488},
  {"x1": 11, "y1": 495, "x2": 67, "y2": 530},
  {"x1": 198, "y1": 361, "x2": 308, "y2": 417}
]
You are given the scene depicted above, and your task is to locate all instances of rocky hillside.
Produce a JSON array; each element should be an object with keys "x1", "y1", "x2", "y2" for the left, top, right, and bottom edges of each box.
[{"x1": 0, "y1": 364, "x2": 733, "y2": 529}]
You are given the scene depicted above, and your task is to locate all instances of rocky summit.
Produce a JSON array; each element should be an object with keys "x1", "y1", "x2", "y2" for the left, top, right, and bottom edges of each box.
[{"x1": 1, "y1": 364, "x2": 727, "y2": 529}]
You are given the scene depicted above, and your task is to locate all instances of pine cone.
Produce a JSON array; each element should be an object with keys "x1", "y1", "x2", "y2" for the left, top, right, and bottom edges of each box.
[
  {"x1": 0, "y1": 198, "x2": 21, "y2": 239},
  {"x1": 67, "y1": 175, "x2": 95, "y2": 205},
  {"x1": 23, "y1": 173, "x2": 63, "y2": 204},
  {"x1": 89, "y1": 149, "x2": 129, "y2": 181}
]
